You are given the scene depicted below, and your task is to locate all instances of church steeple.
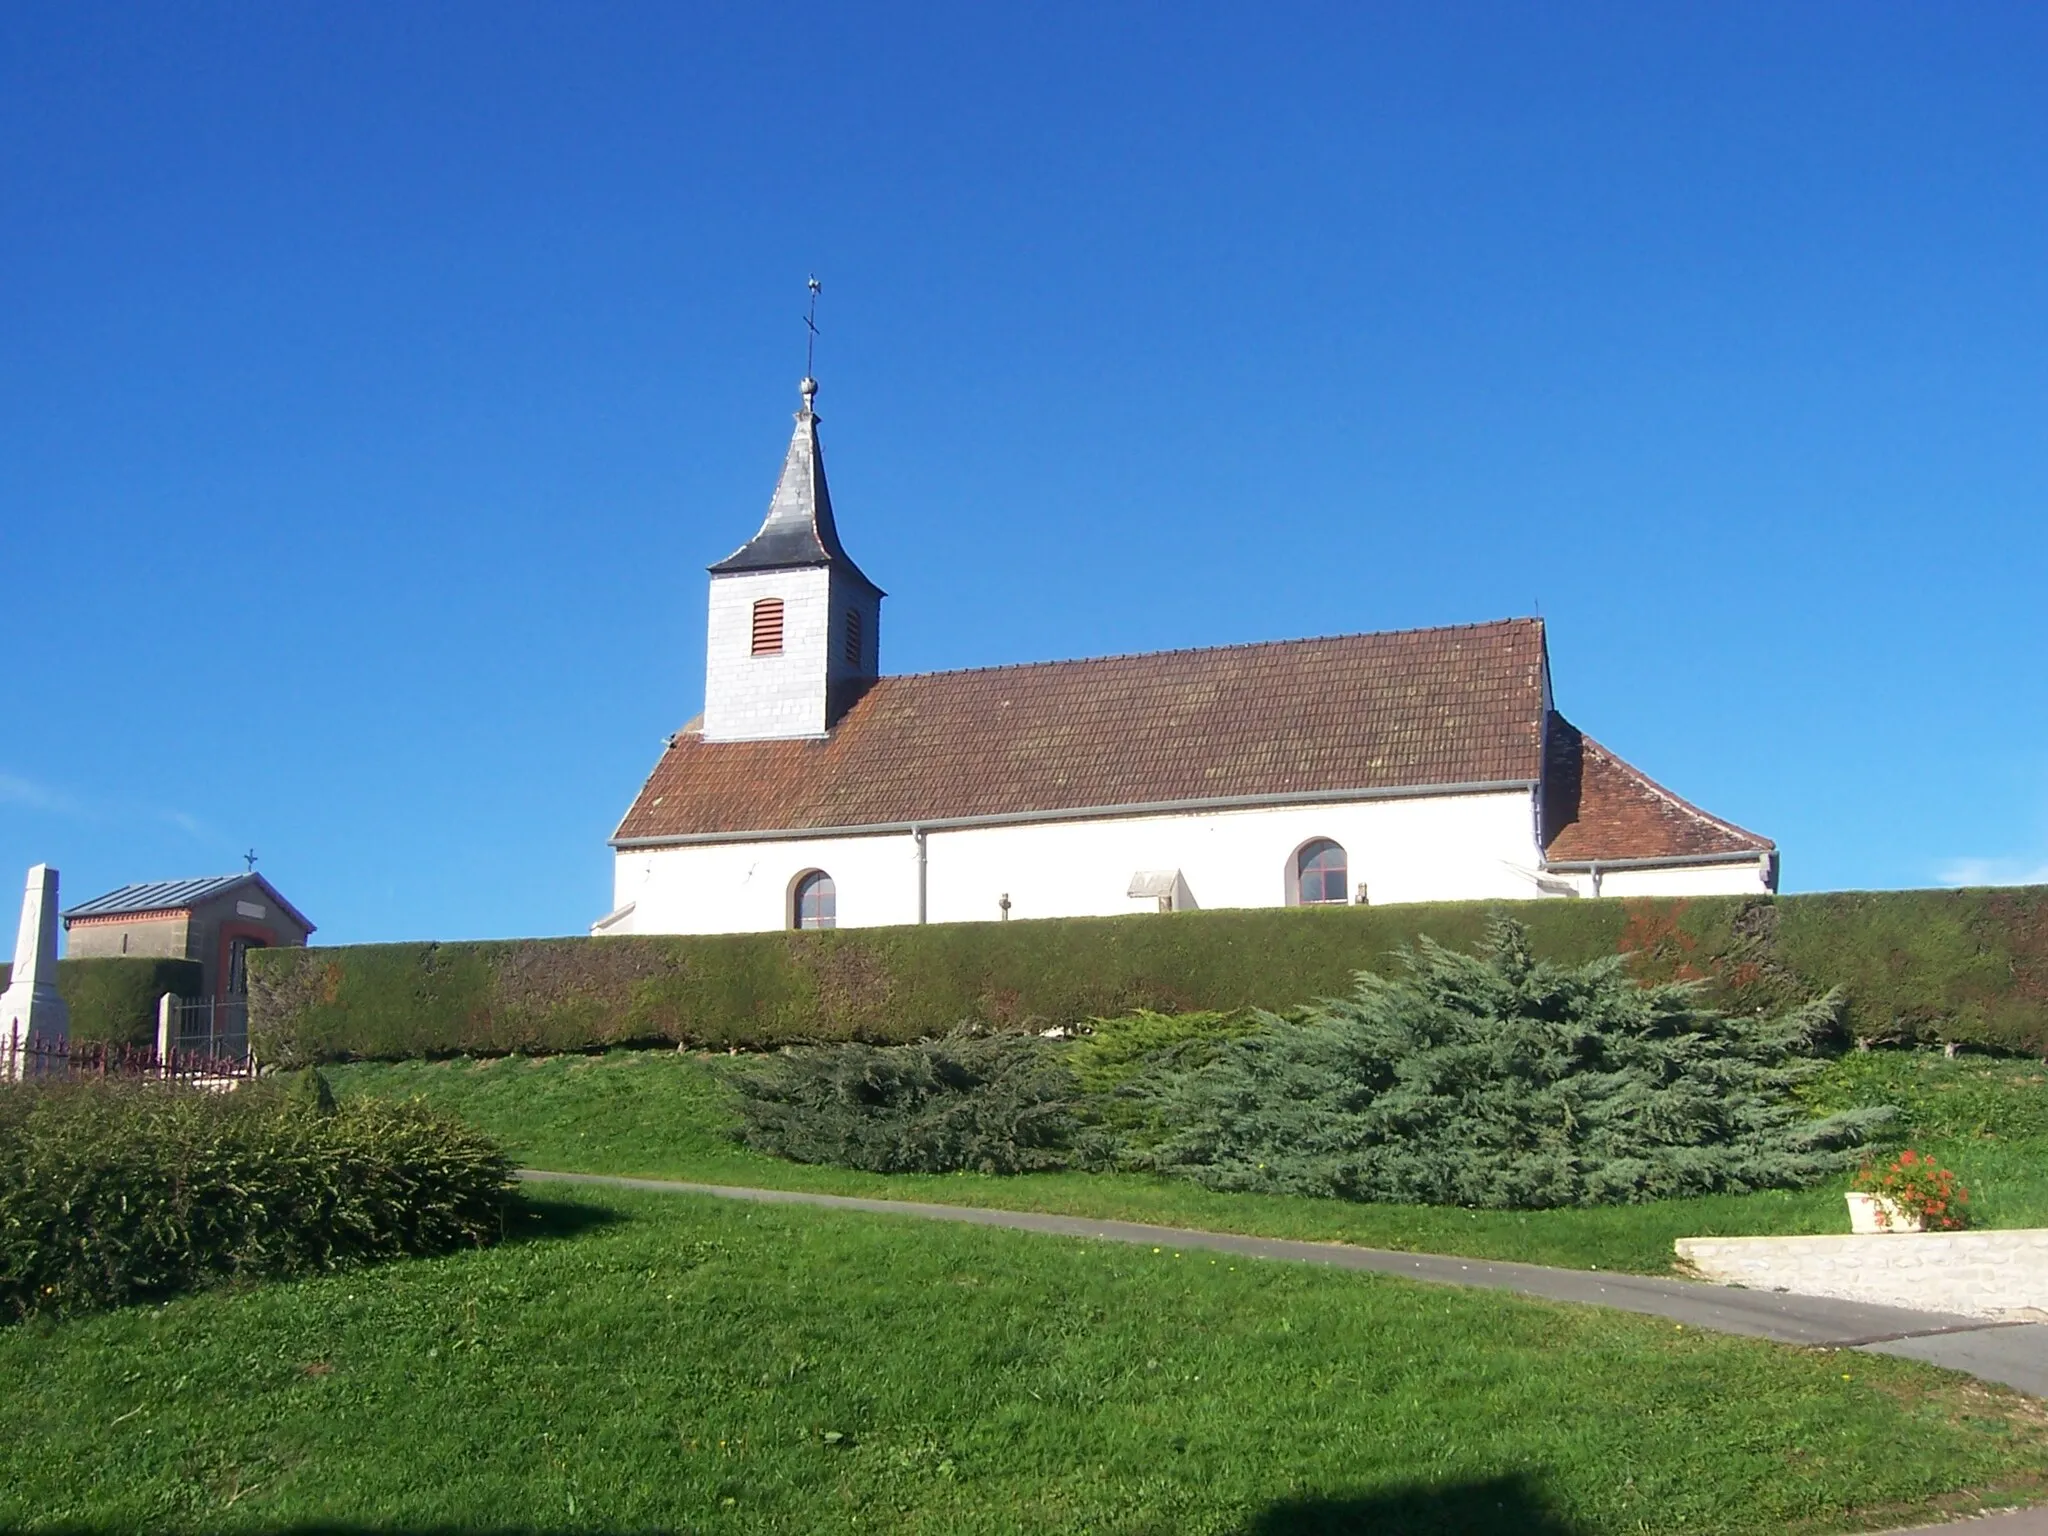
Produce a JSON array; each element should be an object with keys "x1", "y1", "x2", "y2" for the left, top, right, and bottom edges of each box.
[
  {"x1": 707, "y1": 378, "x2": 881, "y2": 594},
  {"x1": 699, "y1": 375, "x2": 885, "y2": 743}
]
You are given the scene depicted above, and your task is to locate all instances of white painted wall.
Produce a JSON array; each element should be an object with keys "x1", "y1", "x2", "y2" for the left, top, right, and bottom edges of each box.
[
  {"x1": 614, "y1": 829, "x2": 922, "y2": 934},
  {"x1": 605, "y1": 788, "x2": 1666, "y2": 934},
  {"x1": 1548, "y1": 859, "x2": 1774, "y2": 900},
  {"x1": 921, "y1": 793, "x2": 1545, "y2": 923}
]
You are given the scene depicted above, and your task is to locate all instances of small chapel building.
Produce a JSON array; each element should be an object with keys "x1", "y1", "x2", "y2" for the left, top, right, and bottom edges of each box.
[
  {"x1": 600, "y1": 377, "x2": 1774, "y2": 936},
  {"x1": 62, "y1": 873, "x2": 315, "y2": 995}
]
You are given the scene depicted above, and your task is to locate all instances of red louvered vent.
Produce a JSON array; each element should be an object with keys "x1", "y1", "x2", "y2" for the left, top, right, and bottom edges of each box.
[
  {"x1": 751, "y1": 598, "x2": 785, "y2": 655},
  {"x1": 844, "y1": 607, "x2": 862, "y2": 667}
]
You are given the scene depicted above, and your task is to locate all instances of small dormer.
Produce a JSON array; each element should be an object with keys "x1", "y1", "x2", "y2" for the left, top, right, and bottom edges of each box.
[{"x1": 702, "y1": 378, "x2": 884, "y2": 742}]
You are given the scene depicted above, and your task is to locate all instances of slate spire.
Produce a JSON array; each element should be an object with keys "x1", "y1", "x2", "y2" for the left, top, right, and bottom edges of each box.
[{"x1": 708, "y1": 378, "x2": 881, "y2": 593}]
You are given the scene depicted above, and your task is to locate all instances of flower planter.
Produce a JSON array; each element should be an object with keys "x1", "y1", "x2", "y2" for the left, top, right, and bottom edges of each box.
[{"x1": 1846, "y1": 1192, "x2": 1922, "y2": 1234}]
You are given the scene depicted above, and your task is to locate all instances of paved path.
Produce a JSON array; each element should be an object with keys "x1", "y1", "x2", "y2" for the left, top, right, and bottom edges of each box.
[
  {"x1": 521, "y1": 1169, "x2": 2048, "y2": 1403},
  {"x1": 1883, "y1": 1515, "x2": 2048, "y2": 1535}
]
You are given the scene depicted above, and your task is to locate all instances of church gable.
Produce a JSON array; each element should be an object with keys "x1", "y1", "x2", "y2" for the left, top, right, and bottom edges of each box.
[
  {"x1": 1540, "y1": 716, "x2": 1773, "y2": 865},
  {"x1": 616, "y1": 619, "x2": 1551, "y2": 842}
]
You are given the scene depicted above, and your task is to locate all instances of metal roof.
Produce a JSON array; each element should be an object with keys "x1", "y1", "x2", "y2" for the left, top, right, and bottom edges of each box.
[
  {"x1": 706, "y1": 379, "x2": 882, "y2": 593},
  {"x1": 62, "y1": 873, "x2": 316, "y2": 933}
]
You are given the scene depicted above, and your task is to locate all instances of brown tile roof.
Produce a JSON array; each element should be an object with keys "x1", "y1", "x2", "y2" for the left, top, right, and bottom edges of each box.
[
  {"x1": 614, "y1": 619, "x2": 1551, "y2": 841},
  {"x1": 1541, "y1": 714, "x2": 1772, "y2": 864}
]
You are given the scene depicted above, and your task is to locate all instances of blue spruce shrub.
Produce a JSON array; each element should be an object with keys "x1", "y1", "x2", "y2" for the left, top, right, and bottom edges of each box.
[
  {"x1": 730, "y1": 1029, "x2": 1081, "y2": 1174},
  {"x1": 1133, "y1": 917, "x2": 1889, "y2": 1207}
]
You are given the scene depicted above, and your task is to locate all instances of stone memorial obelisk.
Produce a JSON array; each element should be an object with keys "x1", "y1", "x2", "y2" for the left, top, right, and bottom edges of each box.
[{"x1": 1, "y1": 864, "x2": 69, "y2": 1078}]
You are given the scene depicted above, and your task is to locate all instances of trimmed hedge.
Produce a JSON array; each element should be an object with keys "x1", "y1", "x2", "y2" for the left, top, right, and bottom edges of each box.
[
  {"x1": 248, "y1": 888, "x2": 2048, "y2": 1064},
  {"x1": 0, "y1": 957, "x2": 204, "y2": 1046}
]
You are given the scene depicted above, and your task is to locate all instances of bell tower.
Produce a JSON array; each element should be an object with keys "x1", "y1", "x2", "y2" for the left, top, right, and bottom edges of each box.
[{"x1": 701, "y1": 375, "x2": 883, "y2": 741}]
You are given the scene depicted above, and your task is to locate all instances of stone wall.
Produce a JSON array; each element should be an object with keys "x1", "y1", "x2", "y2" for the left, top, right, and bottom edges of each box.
[
  {"x1": 1675, "y1": 1230, "x2": 2048, "y2": 1322},
  {"x1": 63, "y1": 911, "x2": 190, "y2": 962}
]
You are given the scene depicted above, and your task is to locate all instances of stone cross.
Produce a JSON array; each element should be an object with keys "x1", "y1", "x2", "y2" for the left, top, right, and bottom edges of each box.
[{"x1": 1, "y1": 863, "x2": 69, "y2": 1078}]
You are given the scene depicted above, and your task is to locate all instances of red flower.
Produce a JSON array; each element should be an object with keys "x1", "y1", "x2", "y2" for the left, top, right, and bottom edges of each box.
[{"x1": 1852, "y1": 1149, "x2": 1971, "y2": 1231}]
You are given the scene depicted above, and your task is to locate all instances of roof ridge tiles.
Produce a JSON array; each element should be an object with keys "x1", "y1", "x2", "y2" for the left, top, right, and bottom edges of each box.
[{"x1": 873, "y1": 616, "x2": 1544, "y2": 687}]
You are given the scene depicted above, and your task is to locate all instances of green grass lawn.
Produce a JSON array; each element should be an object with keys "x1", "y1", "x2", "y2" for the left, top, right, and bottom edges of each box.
[
  {"x1": 324, "y1": 1046, "x2": 2048, "y2": 1275},
  {"x1": 2, "y1": 1184, "x2": 2044, "y2": 1535}
]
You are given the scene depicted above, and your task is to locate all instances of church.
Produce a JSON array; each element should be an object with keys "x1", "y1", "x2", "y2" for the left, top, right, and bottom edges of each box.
[{"x1": 598, "y1": 376, "x2": 1774, "y2": 936}]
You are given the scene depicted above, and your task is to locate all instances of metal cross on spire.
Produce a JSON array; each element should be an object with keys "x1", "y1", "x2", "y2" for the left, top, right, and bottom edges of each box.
[
  {"x1": 803, "y1": 275, "x2": 822, "y2": 386},
  {"x1": 243, "y1": 848, "x2": 259, "y2": 873}
]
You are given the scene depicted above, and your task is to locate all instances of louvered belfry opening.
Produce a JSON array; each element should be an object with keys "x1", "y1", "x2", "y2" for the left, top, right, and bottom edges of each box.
[
  {"x1": 751, "y1": 598, "x2": 785, "y2": 655},
  {"x1": 844, "y1": 607, "x2": 862, "y2": 667}
]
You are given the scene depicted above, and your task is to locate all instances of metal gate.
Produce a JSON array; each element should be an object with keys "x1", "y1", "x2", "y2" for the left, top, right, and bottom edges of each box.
[{"x1": 170, "y1": 995, "x2": 249, "y2": 1061}]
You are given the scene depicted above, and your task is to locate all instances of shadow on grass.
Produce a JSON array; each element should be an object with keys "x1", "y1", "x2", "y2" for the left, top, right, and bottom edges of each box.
[
  {"x1": 31, "y1": 1476, "x2": 1583, "y2": 1536},
  {"x1": 44, "y1": 1515, "x2": 1581, "y2": 1536},
  {"x1": 502, "y1": 1194, "x2": 630, "y2": 1245},
  {"x1": 1240, "y1": 1472, "x2": 1584, "y2": 1534},
  {"x1": 28, "y1": 1474, "x2": 1581, "y2": 1531}
]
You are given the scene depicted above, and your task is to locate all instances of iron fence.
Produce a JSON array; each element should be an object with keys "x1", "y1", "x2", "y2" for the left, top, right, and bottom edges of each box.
[{"x1": 1, "y1": 1030, "x2": 256, "y2": 1086}]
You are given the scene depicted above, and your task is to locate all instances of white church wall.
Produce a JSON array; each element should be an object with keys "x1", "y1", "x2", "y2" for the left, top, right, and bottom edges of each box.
[
  {"x1": 1550, "y1": 859, "x2": 1774, "y2": 901},
  {"x1": 613, "y1": 832, "x2": 922, "y2": 935},
  {"x1": 921, "y1": 792, "x2": 1544, "y2": 923},
  {"x1": 702, "y1": 568, "x2": 835, "y2": 741},
  {"x1": 611, "y1": 788, "x2": 1560, "y2": 935}
]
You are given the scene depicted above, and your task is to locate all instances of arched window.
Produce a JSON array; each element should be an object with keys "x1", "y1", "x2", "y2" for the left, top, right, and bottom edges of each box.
[
  {"x1": 1294, "y1": 839, "x2": 1348, "y2": 905},
  {"x1": 793, "y1": 870, "x2": 837, "y2": 930},
  {"x1": 751, "y1": 598, "x2": 785, "y2": 655}
]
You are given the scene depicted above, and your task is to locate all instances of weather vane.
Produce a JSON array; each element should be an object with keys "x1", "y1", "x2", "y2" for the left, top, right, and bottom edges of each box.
[
  {"x1": 803, "y1": 275, "x2": 822, "y2": 382},
  {"x1": 243, "y1": 848, "x2": 259, "y2": 872}
]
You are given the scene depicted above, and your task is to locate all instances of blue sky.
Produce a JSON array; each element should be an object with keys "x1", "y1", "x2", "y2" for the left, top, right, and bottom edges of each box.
[{"x1": 3, "y1": 3, "x2": 2045, "y2": 943}]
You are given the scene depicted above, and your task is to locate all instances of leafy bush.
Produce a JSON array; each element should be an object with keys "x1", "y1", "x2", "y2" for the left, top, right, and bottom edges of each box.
[
  {"x1": 729, "y1": 1030, "x2": 1082, "y2": 1174},
  {"x1": 0, "y1": 1078, "x2": 515, "y2": 1321},
  {"x1": 1131, "y1": 918, "x2": 1890, "y2": 1209},
  {"x1": 285, "y1": 1065, "x2": 340, "y2": 1116}
]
